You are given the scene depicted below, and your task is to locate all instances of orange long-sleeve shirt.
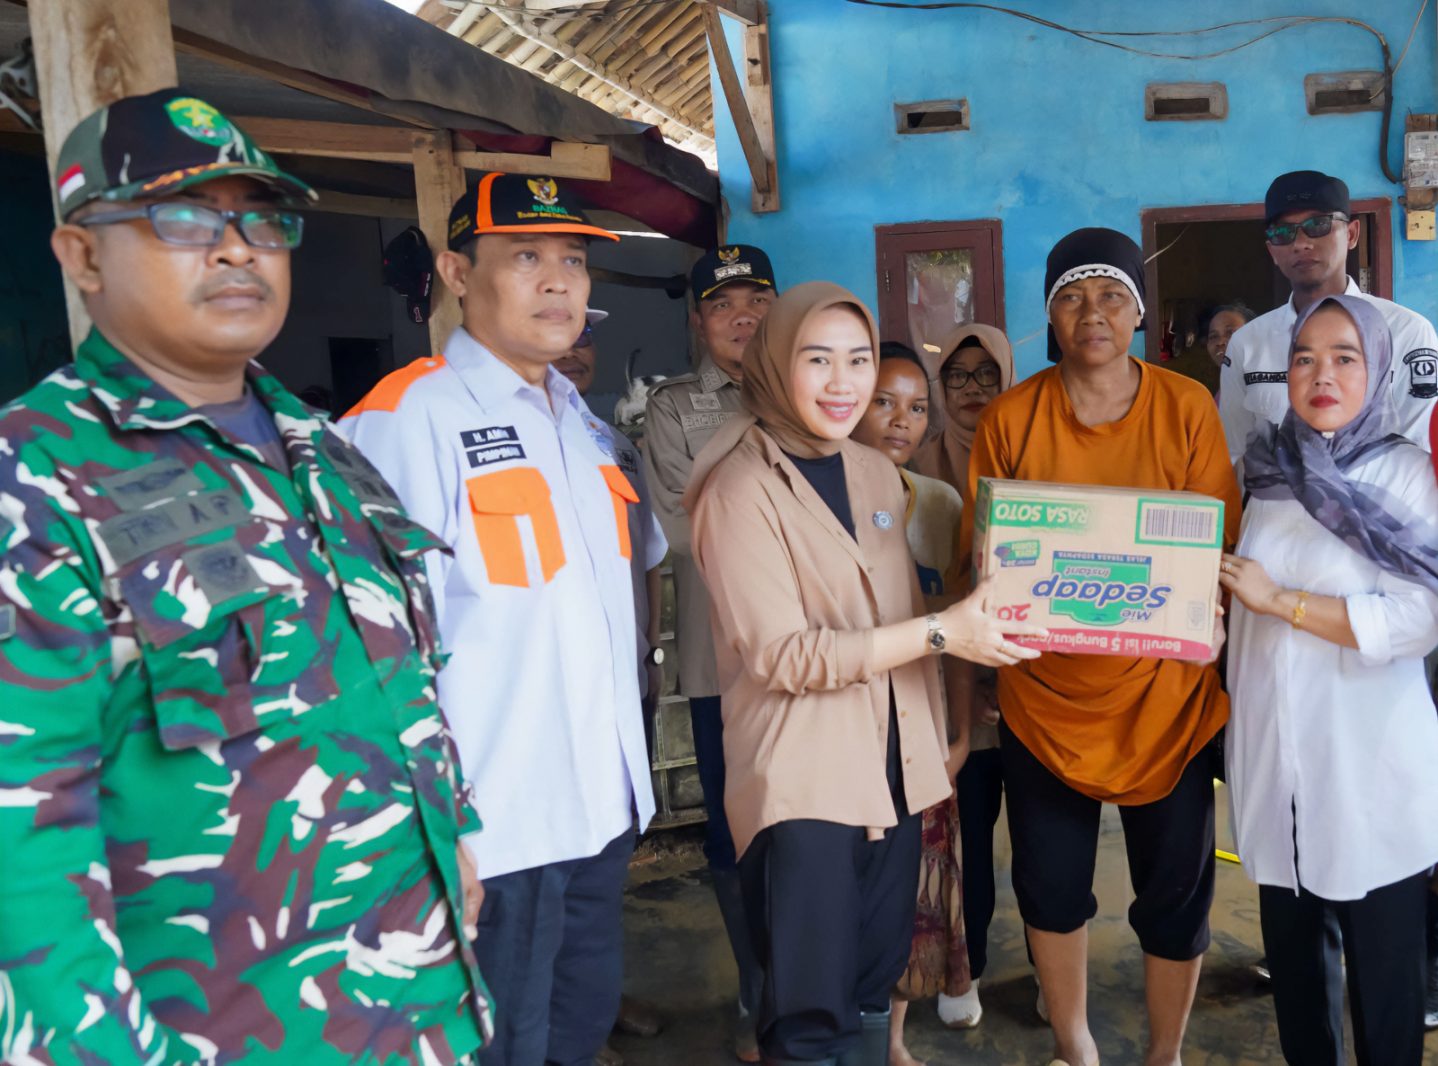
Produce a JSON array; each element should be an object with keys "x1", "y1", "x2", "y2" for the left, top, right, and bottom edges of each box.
[{"x1": 957, "y1": 359, "x2": 1241, "y2": 804}]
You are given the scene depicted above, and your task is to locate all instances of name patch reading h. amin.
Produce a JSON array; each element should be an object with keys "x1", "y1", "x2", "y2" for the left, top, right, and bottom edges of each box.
[{"x1": 462, "y1": 427, "x2": 526, "y2": 469}]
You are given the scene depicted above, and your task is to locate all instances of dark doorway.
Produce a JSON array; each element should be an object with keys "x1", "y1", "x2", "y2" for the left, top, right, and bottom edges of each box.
[
  {"x1": 328, "y1": 336, "x2": 395, "y2": 417},
  {"x1": 1141, "y1": 198, "x2": 1392, "y2": 369},
  {"x1": 874, "y1": 220, "x2": 1005, "y2": 351}
]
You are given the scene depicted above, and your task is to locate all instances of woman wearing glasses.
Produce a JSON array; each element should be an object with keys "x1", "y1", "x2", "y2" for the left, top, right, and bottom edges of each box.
[
  {"x1": 959, "y1": 228, "x2": 1240, "y2": 1066},
  {"x1": 910, "y1": 324, "x2": 1015, "y2": 1031}
]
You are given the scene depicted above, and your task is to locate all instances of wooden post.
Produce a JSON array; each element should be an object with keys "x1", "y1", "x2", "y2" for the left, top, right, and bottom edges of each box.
[
  {"x1": 703, "y1": 1, "x2": 779, "y2": 214},
  {"x1": 28, "y1": 0, "x2": 179, "y2": 347},
  {"x1": 412, "y1": 131, "x2": 466, "y2": 352}
]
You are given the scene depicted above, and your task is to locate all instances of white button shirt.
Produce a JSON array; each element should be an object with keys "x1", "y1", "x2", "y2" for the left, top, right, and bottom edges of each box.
[
  {"x1": 1218, "y1": 278, "x2": 1438, "y2": 461},
  {"x1": 340, "y1": 327, "x2": 655, "y2": 880},
  {"x1": 1225, "y1": 443, "x2": 1438, "y2": 900}
]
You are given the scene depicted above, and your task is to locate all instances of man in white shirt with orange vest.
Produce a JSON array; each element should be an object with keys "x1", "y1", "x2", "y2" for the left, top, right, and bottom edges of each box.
[{"x1": 341, "y1": 173, "x2": 654, "y2": 1066}]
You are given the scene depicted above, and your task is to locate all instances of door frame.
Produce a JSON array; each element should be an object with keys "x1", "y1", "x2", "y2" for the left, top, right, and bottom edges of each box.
[
  {"x1": 1139, "y1": 197, "x2": 1393, "y2": 362},
  {"x1": 874, "y1": 219, "x2": 1006, "y2": 343}
]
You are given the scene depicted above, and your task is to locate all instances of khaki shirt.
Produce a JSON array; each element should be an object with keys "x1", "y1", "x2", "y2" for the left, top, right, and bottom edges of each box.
[
  {"x1": 691, "y1": 427, "x2": 951, "y2": 857},
  {"x1": 643, "y1": 356, "x2": 744, "y2": 697}
]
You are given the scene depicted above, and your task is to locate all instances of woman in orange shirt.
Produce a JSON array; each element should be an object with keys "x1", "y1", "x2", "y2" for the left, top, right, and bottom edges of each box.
[{"x1": 959, "y1": 229, "x2": 1240, "y2": 1066}]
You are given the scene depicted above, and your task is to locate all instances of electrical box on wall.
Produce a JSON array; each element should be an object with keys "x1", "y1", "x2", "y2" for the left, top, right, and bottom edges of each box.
[
  {"x1": 1402, "y1": 115, "x2": 1438, "y2": 241},
  {"x1": 1405, "y1": 130, "x2": 1438, "y2": 189}
]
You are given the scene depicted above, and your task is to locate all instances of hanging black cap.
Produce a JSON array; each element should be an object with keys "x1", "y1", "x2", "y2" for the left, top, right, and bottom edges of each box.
[{"x1": 382, "y1": 226, "x2": 434, "y2": 325}]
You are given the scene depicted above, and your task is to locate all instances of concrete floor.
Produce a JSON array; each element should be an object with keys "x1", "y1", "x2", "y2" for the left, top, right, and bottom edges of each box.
[{"x1": 616, "y1": 790, "x2": 1438, "y2": 1066}]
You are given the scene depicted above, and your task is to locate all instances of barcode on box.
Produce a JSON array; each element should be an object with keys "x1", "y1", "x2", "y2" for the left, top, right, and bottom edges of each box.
[{"x1": 1137, "y1": 502, "x2": 1219, "y2": 546}]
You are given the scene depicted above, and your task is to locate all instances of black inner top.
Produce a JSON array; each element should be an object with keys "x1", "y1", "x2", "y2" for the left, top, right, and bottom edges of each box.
[
  {"x1": 786, "y1": 451, "x2": 855, "y2": 539},
  {"x1": 786, "y1": 449, "x2": 909, "y2": 816}
]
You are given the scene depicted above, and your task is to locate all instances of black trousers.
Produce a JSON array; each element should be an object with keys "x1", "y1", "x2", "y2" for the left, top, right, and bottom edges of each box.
[
  {"x1": 1259, "y1": 871, "x2": 1429, "y2": 1066},
  {"x1": 999, "y1": 719, "x2": 1215, "y2": 960},
  {"x1": 475, "y1": 827, "x2": 635, "y2": 1066},
  {"x1": 955, "y1": 747, "x2": 1004, "y2": 980},
  {"x1": 739, "y1": 812, "x2": 921, "y2": 1061}
]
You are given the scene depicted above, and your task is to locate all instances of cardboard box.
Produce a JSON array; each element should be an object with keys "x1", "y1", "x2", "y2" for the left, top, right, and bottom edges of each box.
[{"x1": 973, "y1": 478, "x2": 1224, "y2": 660}]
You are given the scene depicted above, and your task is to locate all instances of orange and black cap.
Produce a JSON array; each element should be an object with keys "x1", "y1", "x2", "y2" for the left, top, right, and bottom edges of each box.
[{"x1": 446, "y1": 172, "x2": 618, "y2": 250}]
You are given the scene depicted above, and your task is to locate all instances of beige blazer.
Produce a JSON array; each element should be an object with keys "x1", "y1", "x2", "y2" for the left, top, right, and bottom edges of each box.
[{"x1": 691, "y1": 425, "x2": 951, "y2": 858}]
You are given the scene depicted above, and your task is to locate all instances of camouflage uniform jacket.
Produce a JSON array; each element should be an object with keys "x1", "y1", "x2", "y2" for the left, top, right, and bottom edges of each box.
[{"x1": 0, "y1": 331, "x2": 493, "y2": 1065}]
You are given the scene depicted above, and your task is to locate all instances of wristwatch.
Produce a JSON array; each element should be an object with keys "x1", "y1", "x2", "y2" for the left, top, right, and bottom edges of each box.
[
  {"x1": 645, "y1": 646, "x2": 666, "y2": 667},
  {"x1": 925, "y1": 614, "x2": 946, "y2": 654}
]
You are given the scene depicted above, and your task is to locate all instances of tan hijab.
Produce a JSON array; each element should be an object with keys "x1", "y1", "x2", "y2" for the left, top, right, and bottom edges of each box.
[
  {"x1": 911, "y1": 322, "x2": 1015, "y2": 491},
  {"x1": 683, "y1": 281, "x2": 880, "y2": 510}
]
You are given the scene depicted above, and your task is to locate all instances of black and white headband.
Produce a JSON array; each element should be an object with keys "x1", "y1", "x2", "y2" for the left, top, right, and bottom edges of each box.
[{"x1": 1044, "y1": 264, "x2": 1146, "y2": 319}]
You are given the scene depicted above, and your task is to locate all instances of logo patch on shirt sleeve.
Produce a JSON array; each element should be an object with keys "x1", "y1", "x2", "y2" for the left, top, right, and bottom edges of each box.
[
  {"x1": 461, "y1": 427, "x2": 526, "y2": 468},
  {"x1": 1403, "y1": 348, "x2": 1438, "y2": 398}
]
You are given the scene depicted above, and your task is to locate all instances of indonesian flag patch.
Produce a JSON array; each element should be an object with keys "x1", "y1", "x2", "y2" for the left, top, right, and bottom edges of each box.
[{"x1": 57, "y1": 164, "x2": 86, "y2": 201}]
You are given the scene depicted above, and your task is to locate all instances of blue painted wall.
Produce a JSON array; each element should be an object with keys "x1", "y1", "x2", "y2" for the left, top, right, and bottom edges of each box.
[{"x1": 712, "y1": 1, "x2": 1438, "y2": 379}]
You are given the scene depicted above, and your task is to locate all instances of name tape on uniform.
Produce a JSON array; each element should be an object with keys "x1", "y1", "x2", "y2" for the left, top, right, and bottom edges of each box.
[{"x1": 98, "y1": 489, "x2": 247, "y2": 566}]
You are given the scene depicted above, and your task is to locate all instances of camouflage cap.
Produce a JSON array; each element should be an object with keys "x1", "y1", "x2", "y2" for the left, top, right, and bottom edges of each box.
[{"x1": 54, "y1": 89, "x2": 316, "y2": 220}]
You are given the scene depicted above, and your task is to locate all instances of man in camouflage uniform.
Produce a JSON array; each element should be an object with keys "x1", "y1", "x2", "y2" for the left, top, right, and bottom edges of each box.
[
  {"x1": 0, "y1": 90, "x2": 492, "y2": 1065},
  {"x1": 642, "y1": 244, "x2": 777, "y2": 1060}
]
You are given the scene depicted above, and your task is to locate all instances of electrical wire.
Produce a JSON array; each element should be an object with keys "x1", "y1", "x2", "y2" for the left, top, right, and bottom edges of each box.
[{"x1": 842, "y1": 0, "x2": 1403, "y2": 183}]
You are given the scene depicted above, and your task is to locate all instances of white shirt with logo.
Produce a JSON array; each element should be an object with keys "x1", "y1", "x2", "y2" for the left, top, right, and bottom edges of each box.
[
  {"x1": 1218, "y1": 278, "x2": 1438, "y2": 462},
  {"x1": 340, "y1": 327, "x2": 655, "y2": 879}
]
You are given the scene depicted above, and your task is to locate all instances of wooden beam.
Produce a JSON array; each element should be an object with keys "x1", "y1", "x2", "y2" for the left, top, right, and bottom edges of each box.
[
  {"x1": 412, "y1": 131, "x2": 465, "y2": 352},
  {"x1": 308, "y1": 191, "x2": 419, "y2": 221},
  {"x1": 741, "y1": 3, "x2": 779, "y2": 213},
  {"x1": 703, "y1": 1, "x2": 778, "y2": 213},
  {"x1": 717, "y1": 0, "x2": 763, "y2": 26},
  {"x1": 29, "y1": 0, "x2": 180, "y2": 347},
  {"x1": 232, "y1": 117, "x2": 612, "y2": 180}
]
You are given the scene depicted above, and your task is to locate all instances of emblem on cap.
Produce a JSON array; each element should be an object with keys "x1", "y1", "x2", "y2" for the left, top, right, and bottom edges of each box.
[
  {"x1": 873, "y1": 510, "x2": 894, "y2": 530},
  {"x1": 528, "y1": 178, "x2": 560, "y2": 207},
  {"x1": 165, "y1": 97, "x2": 235, "y2": 145},
  {"x1": 718, "y1": 247, "x2": 741, "y2": 264}
]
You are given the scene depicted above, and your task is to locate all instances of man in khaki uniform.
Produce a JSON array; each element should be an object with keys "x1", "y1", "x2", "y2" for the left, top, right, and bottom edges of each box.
[{"x1": 643, "y1": 244, "x2": 776, "y2": 1061}]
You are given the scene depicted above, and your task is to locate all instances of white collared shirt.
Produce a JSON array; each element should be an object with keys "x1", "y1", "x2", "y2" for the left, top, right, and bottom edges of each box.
[
  {"x1": 1218, "y1": 278, "x2": 1438, "y2": 462},
  {"x1": 340, "y1": 327, "x2": 655, "y2": 879},
  {"x1": 1225, "y1": 442, "x2": 1438, "y2": 900}
]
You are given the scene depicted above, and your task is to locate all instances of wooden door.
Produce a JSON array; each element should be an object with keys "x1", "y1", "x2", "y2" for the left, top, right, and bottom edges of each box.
[{"x1": 875, "y1": 220, "x2": 1005, "y2": 351}]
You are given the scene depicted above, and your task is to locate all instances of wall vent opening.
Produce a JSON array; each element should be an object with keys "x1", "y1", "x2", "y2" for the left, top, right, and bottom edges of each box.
[
  {"x1": 1305, "y1": 71, "x2": 1385, "y2": 114},
  {"x1": 1145, "y1": 82, "x2": 1227, "y2": 122},
  {"x1": 895, "y1": 99, "x2": 970, "y2": 135}
]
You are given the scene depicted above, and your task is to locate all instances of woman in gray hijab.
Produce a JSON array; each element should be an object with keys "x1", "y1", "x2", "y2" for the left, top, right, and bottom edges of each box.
[{"x1": 1221, "y1": 293, "x2": 1438, "y2": 1066}]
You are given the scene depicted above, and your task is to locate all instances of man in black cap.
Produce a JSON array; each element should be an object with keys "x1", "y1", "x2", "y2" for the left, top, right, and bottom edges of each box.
[
  {"x1": 1219, "y1": 170, "x2": 1438, "y2": 461},
  {"x1": 642, "y1": 244, "x2": 777, "y2": 1061}
]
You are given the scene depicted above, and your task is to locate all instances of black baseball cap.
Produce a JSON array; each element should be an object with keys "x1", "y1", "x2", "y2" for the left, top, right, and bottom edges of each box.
[
  {"x1": 54, "y1": 89, "x2": 315, "y2": 220},
  {"x1": 382, "y1": 226, "x2": 434, "y2": 325},
  {"x1": 690, "y1": 244, "x2": 777, "y2": 300},
  {"x1": 446, "y1": 172, "x2": 618, "y2": 251},
  {"x1": 1265, "y1": 170, "x2": 1350, "y2": 225}
]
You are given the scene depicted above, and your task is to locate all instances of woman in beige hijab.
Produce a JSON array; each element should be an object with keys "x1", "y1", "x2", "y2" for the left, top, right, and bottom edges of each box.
[
  {"x1": 912, "y1": 323, "x2": 1016, "y2": 492},
  {"x1": 686, "y1": 282, "x2": 1042, "y2": 1066}
]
